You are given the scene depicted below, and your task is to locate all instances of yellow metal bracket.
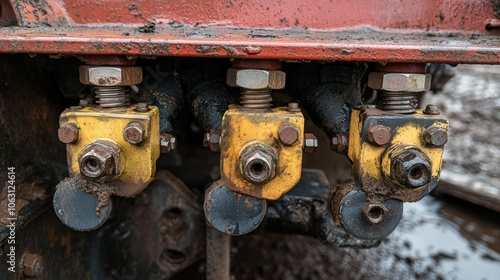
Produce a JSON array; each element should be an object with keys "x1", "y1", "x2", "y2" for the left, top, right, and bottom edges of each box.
[
  {"x1": 220, "y1": 105, "x2": 304, "y2": 200},
  {"x1": 347, "y1": 107, "x2": 449, "y2": 202},
  {"x1": 59, "y1": 105, "x2": 160, "y2": 197}
]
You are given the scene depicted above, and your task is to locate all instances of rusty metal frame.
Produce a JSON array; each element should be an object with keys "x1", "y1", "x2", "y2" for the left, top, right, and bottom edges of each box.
[{"x1": 0, "y1": 27, "x2": 499, "y2": 63}]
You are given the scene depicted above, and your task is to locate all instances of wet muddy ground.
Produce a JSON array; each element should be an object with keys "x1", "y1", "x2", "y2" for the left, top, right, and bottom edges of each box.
[{"x1": 229, "y1": 65, "x2": 500, "y2": 280}]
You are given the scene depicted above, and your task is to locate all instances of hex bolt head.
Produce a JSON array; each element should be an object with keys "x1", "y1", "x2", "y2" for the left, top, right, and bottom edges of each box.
[
  {"x1": 79, "y1": 66, "x2": 142, "y2": 86},
  {"x1": 58, "y1": 123, "x2": 79, "y2": 144},
  {"x1": 423, "y1": 104, "x2": 441, "y2": 115},
  {"x1": 278, "y1": 123, "x2": 299, "y2": 146},
  {"x1": 303, "y1": 133, "x2": 318, "y2": 153},
  {"x1": 330, "y1": 134, "x2": 348, "y2": 154},
  {"x1": 123, "y1": 121, "x2": 146, "y2": 145},
  {"x1": 367, "y1": 125, "x2": 392, "y2": 146},
  {"x1": 21, "y1": 253, "x2": 43, "y2": 278},
  {"x1": 424, "y1": 126, "x2": 448, "y2": 147},
  {"x1": 240, "y1": 145, "x2": 277, "y2": 184},
  {"x1": 227, "y1": 68, "x2": 286, "y2": 90},
  {"x1": 391, "y1": 148, "x2": 432, "y2": 188},
  {"x1": 362, "y1": 203, "x2": 388, "y2": 225},
  {"x1": 368, "y1": 72, "x2": 431, "y2": 92}
]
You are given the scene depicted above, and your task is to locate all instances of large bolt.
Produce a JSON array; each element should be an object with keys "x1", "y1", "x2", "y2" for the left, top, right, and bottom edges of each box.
[
  {"x1": 390, "y1": 147, "x2": 432, "y2": 188},
  {"x1": 367, "y1": 125, "x2": 391, "y2": 146},
  {"x1": 278, "y1": 123, "x2": 299, "y2": 146},
  {"x1": 58, "y1": 123, "x2": 79, "y2": 144},
  {"x1": 21, "y1": 253, "x2": 43, "y2": 278},
  {"x1": 79, "y1": 66, "x2": 142, "y2": 86},
  {"x1": 424, "y1": 126, "x2": 448, "y2": 147},
  {"x1": 240, "y1": 144, "x2": 277, "y2": 184},
  {"x1": 79, "y1": 141, "x2": 120, "y2": 180},
  {"x1": 123, "y1": 121, "x2": 146, "y2": 145},
  {"x1": 227, "y1": 69, "x2": 286, "y2": 90},
  {"x1": 303, "y1": 133, "x2": 318, "y2": 153},
  {"x1": 368, "y1": 72, "x2": 431, "y2": 92},
  {"x1": 362, "y1": 203, "x2": 388, "y2": 225}
]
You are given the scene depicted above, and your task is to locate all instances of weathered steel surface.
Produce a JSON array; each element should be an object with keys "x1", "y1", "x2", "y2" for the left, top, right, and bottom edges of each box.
[
  {"x1": 0, "y1": 27, "x2": 499, "y2": 63},
  {"x1": 5, "y1": 0, "x2": 499, "y2": 33}
]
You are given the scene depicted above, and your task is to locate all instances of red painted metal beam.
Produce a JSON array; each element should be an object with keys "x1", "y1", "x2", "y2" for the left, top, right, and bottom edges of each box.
[{"x1": 0, "y1": 27, "x2": 499, "y2": 64}]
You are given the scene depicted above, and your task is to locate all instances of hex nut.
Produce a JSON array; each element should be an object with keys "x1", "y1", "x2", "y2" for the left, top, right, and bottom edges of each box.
[
  {"x1": 424, "y1": 126, "x2": 448, "y2": 147},
  {"x1": 239, "y1": 144, "x2": 277, "y2": 184},
  {"x1": 390, "y1": 147, "x2": 432, "y2": 188},
  {"x1": 278, "y1": 123, "x2": 299, "y2": 146},
  {"x1": 21, "y1": 253, "x2": 43, "y2": 278},
  {"x1": 330, "y1": 134, "x2": 348, "y2": 154},
  {"x1": 58, "y1": 123, "x2": 79, "y2": 144},
  {"x1": 79, "y1": 141, "x2": 120, "y2": 180},
  {"x1": 368, "y1": 72, "x2": 431, "y2": 92},
  {"x1": 123, "y1": 122, "x2": 146, "y2": 145},
  {"x1": 362, "y1": 203, "x2": 388, "y2": 225},
  {"x1": 227, "y1": 68, "x2": 286, "y2": 90},
  {"x1": 303, "y1": 133, "x2": 318, "y2": 153},
  {"x1": 79, "y1": 66, "x2": 142, "y2": 86},
  {"x1": 160, "y1": 133, "x2": 177, "y2": 154},
  {"x1": 367, "y1": 125, "x2": 391, "y2": 146}
]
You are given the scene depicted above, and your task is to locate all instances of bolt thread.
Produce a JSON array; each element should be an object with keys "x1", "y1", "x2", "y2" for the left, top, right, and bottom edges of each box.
[
  {"x1": 95, "y1": 86, "x2": 130, "y2": 108},
  {"x1": 378, "y1": 91, "x2": 418, "y2": 114},
  {"x1": 241, "y1": 90, "x2": 272, "y2": 109}
]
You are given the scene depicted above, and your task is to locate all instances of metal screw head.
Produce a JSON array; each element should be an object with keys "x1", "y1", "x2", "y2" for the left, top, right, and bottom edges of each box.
[
  {"x1": 424, "y1": 126, "x2": 448, "y2": 147},
  {"x1": 278, "y1": 123, "x2": 299, "y2": 146},
  {"x1": 303, "y1": 133, "x2": 318, "y2": 153},
  {"x1": 391, "y1": 147, "x2": 432, "y2": 188},
  {"x1": 160, "y1": 133, "x2": 177, "y2": 154},
  {"x1": 58, "y1": 123, "x2": 79, "y2": 144},
  {"x1": 330, "y1": 134, "x2": 348, "y2": 154},
  {"x1": 287, "y1": 102, "x2": 301, "y2": 112},
  {"x1": 123, "y1": 121, "x2": 146, "y2": 145},
  {"x1": 367, "y1": 125, "x2": 392, "y2": 146},
  {"x1": 21, "y1": 253, "x2": 43, "y2": 278},
  {"x1": 79, "y1": 99, "x2": 89, "y2": 107},
  {"x1": 227, "y1": 68, "x2": 286, "y2": 90},
  {"x1": 423, "y1": 104, "x2": 441, "y2": 115},
  {"x1": 240, "y1": 145, "x2": 277, "y2": 184},
  {"x1": 135, "y1": 102, "x2": 149, "y2": 112},
  {"x1": 362, "y1": 203, "x2": 388, "y2": 225}
]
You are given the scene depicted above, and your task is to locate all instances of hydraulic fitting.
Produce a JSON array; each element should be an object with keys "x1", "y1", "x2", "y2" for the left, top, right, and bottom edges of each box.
[
  {"x1": 205, "y1": 60, "x2": 316, "y2": 236},
  {"x1": 347, "y1": 105, "x2": 449, "y2": 202},
  {"x1": 58, "y1": 104, "x2": 160, "y2": 197}
]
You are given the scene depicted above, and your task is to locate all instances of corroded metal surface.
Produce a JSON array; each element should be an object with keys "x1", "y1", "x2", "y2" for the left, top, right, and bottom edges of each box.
[
  {"x1": 5, "y1": 0, "x2": 499, "y2": 33},
  {"x1": 0, "y1": 28, "x2": 498, "y2": 63}
]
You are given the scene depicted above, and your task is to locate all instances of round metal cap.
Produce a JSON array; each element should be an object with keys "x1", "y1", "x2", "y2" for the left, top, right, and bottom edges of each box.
[
  {"x1": 204, "y1": 181, "x2": 266, "y2": 236},
  {"x1": 53, "y1": 179, "x2": 112, "y2": 231},
  {"x1": 339, "y1": 190, "x2": 403, "y2": 240}
]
